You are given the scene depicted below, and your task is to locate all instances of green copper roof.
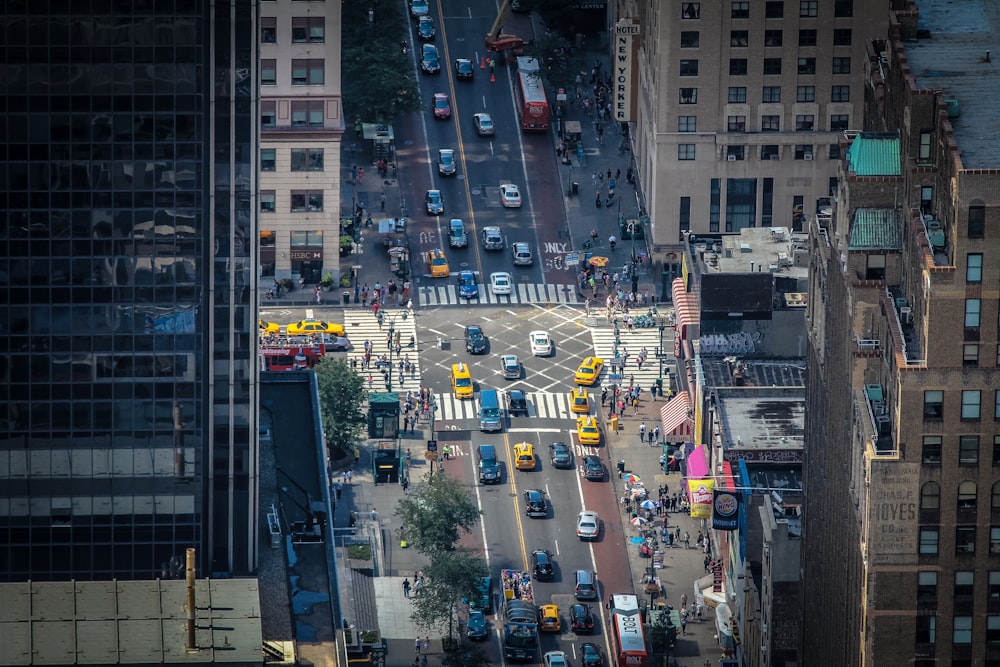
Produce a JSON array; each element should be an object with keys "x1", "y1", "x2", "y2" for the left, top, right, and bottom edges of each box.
[
  {"x1": 846, "y1": 133, "x2": 901, "y2": 176},
  {"x1": 849, "y1": 208, "x2": 903, "y2": 250}
]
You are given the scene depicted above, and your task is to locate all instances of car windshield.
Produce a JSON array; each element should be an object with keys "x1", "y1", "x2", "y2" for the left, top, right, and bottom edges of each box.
[
  {"x1": 461, "y1": 275, "x2": 474, "y2": 285},
  {"x1": 479, "y1": 117, "x2": 493, "y2": 128},
  {"x1": 455, "y1": 378, "x2": 472, "y2": 388}
]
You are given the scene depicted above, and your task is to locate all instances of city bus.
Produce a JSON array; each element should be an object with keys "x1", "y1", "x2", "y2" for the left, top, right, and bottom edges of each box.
[
  {"x1": 610, "y1": 594, "x2": 649, "y2": 666},
  {"x1": 514, "y1": 56, "x2": 549, "y2": 131}
]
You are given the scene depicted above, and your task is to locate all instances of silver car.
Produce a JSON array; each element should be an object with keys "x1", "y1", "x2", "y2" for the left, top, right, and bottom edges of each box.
[
  {"x1": 576, "y1": 510, "x2": 600, "y2": 540},
  {"x1": 500, "y1": 354, "x2": 521, "y2": 379},
  {"x1": 511, "y1": 241, "x2": 532, "y2": 266}
]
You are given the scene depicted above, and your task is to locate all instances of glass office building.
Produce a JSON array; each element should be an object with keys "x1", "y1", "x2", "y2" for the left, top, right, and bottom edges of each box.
[{"x1": 0, "y1": 0, "x2": 260, "y2": 580}]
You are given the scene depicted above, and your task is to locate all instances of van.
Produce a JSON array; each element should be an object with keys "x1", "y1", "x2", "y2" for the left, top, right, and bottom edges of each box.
[
  {"x1": 479, "y1": 389, "x2": 502, "y2": 432},
  {"x1": 477, "y1": 444, "x2": 501, "y2": 484},
  {"x1": 574, "y1": 569, "x2": 598, "y2": 600},
  {"x1": 451, "y1": 363, "x2": 474, "y2": 399}
]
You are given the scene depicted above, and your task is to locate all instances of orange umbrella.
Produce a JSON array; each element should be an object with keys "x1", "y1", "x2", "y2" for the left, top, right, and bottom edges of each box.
[{"x1": 589, "y1": 256, "x2": 610, "y2": 267}]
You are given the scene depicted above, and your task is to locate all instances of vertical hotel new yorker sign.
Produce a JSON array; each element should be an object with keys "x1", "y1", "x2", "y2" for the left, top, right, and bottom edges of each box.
[{"x1": 614, "y1": 18, "x2": 639, "y2": 122}]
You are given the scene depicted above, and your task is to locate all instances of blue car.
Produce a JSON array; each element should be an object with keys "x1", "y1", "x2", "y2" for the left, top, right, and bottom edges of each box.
[
  {"x1": 458, "y1": 270, "x2": 479, "y2": 299},
  {"x1": 466, "y1": 610, "x2": 488, "y2": 641}
]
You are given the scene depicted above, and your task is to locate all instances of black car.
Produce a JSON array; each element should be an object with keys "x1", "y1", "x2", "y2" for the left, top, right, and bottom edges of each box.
[
  {"x1": 416, "y1": 16, "x2": 435, "y2": 41},
  {"x1": 420, "y1": 44, "x2": 440, "y2": 74},
  {"x1": 464, "y1": 324, "x2": 487, "y2": 354},
  {"x1": 506, "y1": 389, "x2": 528, "y2": 416},
  {"x1": 524, "y1": 489, "x2": 547, "y2": 518},
  {"x1": 455, "y1": 58, "x2": 474, "y2": 80},
  {"x1": 530, "y1": 549, "x2": 554, "y2": 580},
  {"x1": 582, "y1": 455, "x2": 604, "y2": 481},
  {"x1": 549, "y1": 442, "x2": 574, "y2": 468},
  {"x1": 570, "y1": 604, "x2": 596, "y2": 634}
]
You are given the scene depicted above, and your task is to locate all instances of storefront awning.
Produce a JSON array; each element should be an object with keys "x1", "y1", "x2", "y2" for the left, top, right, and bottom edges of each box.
[
  {"x1": 671, "y1": 277, "x2": 698, "y2": 340},
  {"x1": 695, "y1": 574, "x2": 727, "y2": 609},
  {"x1": 660, "y1": 390, "x2": 693, "y2": 439}
]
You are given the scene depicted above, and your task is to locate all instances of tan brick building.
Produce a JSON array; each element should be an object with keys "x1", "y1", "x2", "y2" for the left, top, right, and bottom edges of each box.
[{"x1": 802, "y1": 1, "x2": 1000, "y2": 665}]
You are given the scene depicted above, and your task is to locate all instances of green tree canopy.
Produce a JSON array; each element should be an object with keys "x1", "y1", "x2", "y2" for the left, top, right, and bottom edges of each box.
[
  {"x1": 411, "y1": 550, "x2": 489, "y2": 645},
  {"x1": 647, "y1": 609, "x2": 678, "y2": 666},
  {"x1": 313, "y1": 358, "x2": 366, "y2": 456},
  {"x1": 395, "y1": 472, "x2": 481, "y2": 555}
]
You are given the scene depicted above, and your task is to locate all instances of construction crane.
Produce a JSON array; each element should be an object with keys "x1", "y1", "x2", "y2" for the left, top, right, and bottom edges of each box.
[{"x1": 485, "y1": 0, "x2": 527, "y2": 53}]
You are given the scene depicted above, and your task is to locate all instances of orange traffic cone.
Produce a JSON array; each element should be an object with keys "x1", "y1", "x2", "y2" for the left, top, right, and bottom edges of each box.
[
  {"x1": 490, "y1": 72, "x2": 495, "y2": 83},
  {"x1": 481, "y1": 57, "x2": 487, "y2": 69}
]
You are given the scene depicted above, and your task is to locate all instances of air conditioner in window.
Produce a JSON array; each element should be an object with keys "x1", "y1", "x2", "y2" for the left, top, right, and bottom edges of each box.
[
  {"x1": 769, "y1": 154, "x2": 780, "y2": 160},
  {"x1": 727, "y1": 154, "x2": 737, "y2": 161},
  {"x1": 804, "y1": 152, "x2": 813, "y2": 160}
]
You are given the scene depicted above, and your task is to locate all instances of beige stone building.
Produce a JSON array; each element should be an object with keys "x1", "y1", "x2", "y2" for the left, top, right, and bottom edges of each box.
[
  {"x1": 612, "y1": 0, "x2": 888, "y2": 245},
  {"x1": 259, "y1": 0, "x2": 344, "y2": 285}
]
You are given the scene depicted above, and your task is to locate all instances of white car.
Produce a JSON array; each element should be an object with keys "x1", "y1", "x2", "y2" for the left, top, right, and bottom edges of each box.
[
  {"x1": 529, "y1": 330, "x2": 552, "y2": 356},
  {"x1": 576, "y1": 510, "x2": 600, "y2": 540},
  {"x1": 543, "y1": 651, "x2": 569, "y2": 667},
  {"x1": 499, "y1": 183, "x2": 522, "y2": 208},
  {"x1": 490, "y1": 271, "x2": 513, "y2": 295}
]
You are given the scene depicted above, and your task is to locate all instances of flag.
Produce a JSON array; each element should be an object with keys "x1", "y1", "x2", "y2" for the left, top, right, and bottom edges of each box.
[{"x1": 712, "y1": 489, "x2": 740, "y2": 530}]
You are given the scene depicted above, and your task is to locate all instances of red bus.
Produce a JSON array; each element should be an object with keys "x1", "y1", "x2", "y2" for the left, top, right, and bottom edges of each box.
[
  {"x1": 514, "y1": 56, "x2": 549, "y2": 131},
  {"x1": 260, "y1": 336, "x2": 326, "y2": 371},
  {"x1": 610, "y1": 594, "x2": 649, "y2": 666}
]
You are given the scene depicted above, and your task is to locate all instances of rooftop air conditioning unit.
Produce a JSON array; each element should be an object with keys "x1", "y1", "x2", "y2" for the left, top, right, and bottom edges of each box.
[
  {"x1": 804, "y1": 152, "x2": 813, "y2": 160},
  {"x1": 728, "y1": 154, "x2": 738, "y2": 161}
]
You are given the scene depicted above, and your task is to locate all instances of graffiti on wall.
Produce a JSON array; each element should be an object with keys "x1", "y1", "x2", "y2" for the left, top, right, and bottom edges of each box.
[{"x1": 699, "y1": 331, "x2": 762, "y2": 356}]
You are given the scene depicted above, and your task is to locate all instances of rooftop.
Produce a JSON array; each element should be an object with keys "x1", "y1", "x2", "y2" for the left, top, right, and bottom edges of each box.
[
  {"x1": 845, "y1": 133, "x2": 901, "y2": 176},
  {"x1": 848, "y1": 208, "x2": 903, "y2": 250},
  {"x1": 714, "y1": 386, "x2": 805, "y2": 452},
  {"x1": 905, "y1": 0, "x2": 1000, "y2": 169},
  {"x1": 695, "y1": 227, "x2": 809, "y2": 282}
]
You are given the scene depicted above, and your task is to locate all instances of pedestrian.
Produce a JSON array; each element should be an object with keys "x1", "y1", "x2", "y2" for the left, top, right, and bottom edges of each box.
[
  {"x1": 601, "y1": 387, "x2": 608, "y2": 405},
  {"x1": 403, "y1": 579, "x2": 411, "y2": 597},
  {"x1": 358, "y1": 166, "x2": 365, "y2": 183},
  {"x1": 680, "y1": 616, "x2": 687, "y2": 636},
  {"x1": 704, "y1": 555, "x2": 711, "y2": 572},
  {"x1": 647, "y1": 430, "x2": 654, "y2": 445},
  {"x1": 335, "y1": 481, "x2": 343, "y2": 499},
  {"x1": 402, "y1": 476, "x2": 410, "y2": 493},
  {"x1": 684, "y1": 531, "x2": 691, "y2": 549},
  {"x1": 354, "y1": 446, "x2": 361, "y2": 465},
  {"x1": 633, "y1": 396, "x2": 640, "y2": 415},
  {"x1": 422, "y1": 637, "x2": 430, "y2": 654},
  {"x1": 415, "y1": 638, "x2": 421, "y2": 654},
  {"x1": 639, "y1": 422, "x2": 646, "y2": 440},
  {"x1": 315, "y1": 286, "x2": 322, "y2": 304},
  {"x1": 352, "y1": 165, "x2": 358, "y2": 183},
  {"x1": 370, "y1": 507, "x2": 378, "y2": 522},
  {"x1": 653, "y1": 426, "x2": 660, "y2": 442},
  {"x1": 420, "y1": 656, "x2": 427, "y2": 667},
  {"x1": 443, "y1": 444, "x2": 451, "y2": 461},
  {"x1": 697, "y1": 530, "x2": 704, "y2": 546},
  {"x1": 380, "y1": 191, "x2": 386, "y2": 211}
]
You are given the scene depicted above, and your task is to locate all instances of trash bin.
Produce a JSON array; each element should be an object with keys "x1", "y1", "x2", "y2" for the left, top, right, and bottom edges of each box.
[
  {"x1": 609, "y1": 416, "x2": 619, "y2": 433},
  {"x1": 616, "y1": 460, "x2": 626, "y2": 476},
  {"x1": 656, "y1": 378, "x2": 663, "y2": 393},
  {"x1": 571, "y1": 182, "x2": 579, "y2": 195},
  {"x1": 342, "y1": 292, "x2": 350, "y2": 304}
]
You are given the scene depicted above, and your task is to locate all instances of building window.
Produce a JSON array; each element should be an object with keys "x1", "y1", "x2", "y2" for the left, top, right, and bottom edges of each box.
[
  {"x1": 921, "y1": 436, "x2": 942, "y2": 464},
  {"x1": 291, "y1": 59, "x2": 324, "y2": 85},
  {"x1": 682, "y1": 2, "x2": 700, "y2": 19},
  {"x1": 678, "y1": 144, "x2": 696, "y2": 160},
  {"x1": 995, "y1": 391, "x2": 1000, "y2": 420},
  {"x1": 679, "y1": 197, "x2": 692, "y2": 233},
  {"x1": 966, "y1": 253, "x2": 983, "y2": 283},
  {"x1": 761, "y1": 115, "x2": 780, "y2": 132},
  {"x1": 765, "y1": 1, "x2": 784, "y2": 18},
  {"x1": 830, "y1": 114, "x2": 850, "y2": 131},
  {"x1": 680, "y1": 60, "x2": 699, "y2": 76},
  {"x1": 833, "y1": 28, "x2": 852, "y2": 45},
  {"x1": 924, "y1": 390, "x2": 944, "y2": 420},
  {"x1": 730, "y1": 59, "x2": 748, "y2": 75},
  {"x1": 919, "y1": 528, "x2": 939, "y2": 555},
  {"x1": 992, "y1": 572, "x2": 1000, "y2": 600},
  {"x1": 794, "y1": 145, "x2": 813, "y2": 160},
  {"x1": 261, "y1": 59, "x2": 277, "y2": 85},
  {"x1": 798, "y1": 58, "x2": 816, "y2": 74},
  {"x1": 917, "y1": 572, "x2": 938, "y2": 603},
  {"x1": 832, "y1": 57, "x2": 851, "y2": 74},
  {"x1": 921, "y1": 482, "x2": 941, "y2": 510},
  {"x1": 291, "y1": 148, "x2": 324, "y2": 172},
  {"x1": 261, "y1": 148, "x2": 276, "y2": 171},
  {"x1": 731, "y1": 30, "x2": 749, "y2": 47},
  {"x1": 956, "y1": 526, "x2": 976, "y2": 554},
  {"x1": 993, "y1": 527, "x2": 1000, "y2": 555},
  {"x1": 680, "y1": 88, "x2": 698, "y2": 104},
  {"x1": 678, "y1": 116, "x2": 697, "y2": 132},
  {"x1": 762, "y1": 86, "x2": 781, "y2": 103},
  {"x1": 727, "y1": 146, "x2": 746, "y2": 160},
  {"x1": 831, "y1": 85, "x2": 850, "y2": 102},
  {"x1": 761, "y1": 145, "x2": 779, "y2": 160},
  {"x1": 964, "y1": 344, "x2": 980, "y2": 368},
  {"x1": 727, "y1": 116, "x2": 747, "y2": 132},
  {"x1": 292, "y1": 17, "x2": 325, "y2": 43},
  {"x1": 957, "y1": 481, "x2": 978, "y2": 509},
  {"x1": 962, "y1": 390, "x2": 981, "y2": 420},
  {"x1": 829, "y1": 144, "x2": 841, "y2": 159},
  {"x1": 260, "y1": 191, "x2": 276, "y2": 213},
  {"x1": 765, "y1": 30, "x2": 783, "y2": 47},
  {"x1": 262, "y1": 101, "x2": 277, "y2": 128},
  {"x1": 834, "y1": 0, "x2": 853, "y2": 17},
  {"x1": 995, "y1": 482, "x2": 1000, "y2": 510},
  {"x1": 988, "y1": 616, "x2": 1000, "y2": 643},
  {"x1": 918, "y1": 131, "x2": 933, "y2": 160},
  {"x1": 994, "y1": 437, "x2": 1000, "y2": 465},
  {"x1": 915, "y1": 615, "x2": 936, "y2": 645},
  {"x1": 965, "y1": 299, "x2": 981, "y2": 328},
  {"x1": 955, "y1": 571, "x2": 975, "y2": 600},
  {"x1": 799, "y1": 29, "x2": 817, "y2": 47},
  {"x1": 797, "y1": 85, "x2": 816, "y2": 102},
  {"x1": 291, "y1": 191, "x2": 324, "y2": 212},
  {"x1": 261, "y1": 17, "x2": 277, "y2": 43},
  {"x1": 954, "y1": 616, "x2": 973, "y2": 644},
  {"x1": 763, "y1": 58, "x2": 782, "y2": 75},
  {"x1": 681, "y1": 31, "x2": 700, "y2": 48},
  {"x1": 291, "y1": 100, "x2": 324, "y2": 127},
  {"x1": 731, "y1": 1, "x2": 750, "y2": 18},
  {"x1": 921, "y1": 186, "x2": 934, "y2": 210},
  {"x1": 710, "y1": 178, "x2": 721, "y2": 232},
  {"x1": 290, "y1": 231, "x2": 324, "y2": 247},
  {"x1": 800, "y1": 1, "x2": 818, "y2": 17},
  {"x1": 796, "y1": 115, "x2": 815, "y2": 131},
  {"x1": 728, "y1": 87, "x2": 747, "y2": 103},
  {"x1": 725, "y1": 178, "x2": 757, "y2": 232},
  {"x1": 968, "y1": 205, "x2": 985, "y2": 238}
]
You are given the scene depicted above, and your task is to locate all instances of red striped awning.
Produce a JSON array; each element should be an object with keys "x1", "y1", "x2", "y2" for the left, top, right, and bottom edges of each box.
[
  {"x1": 660, "y1": 390, "x2": 694, "y2": 439},
  {"x1": 671, "y1": 277, "x2": 698, "y2": 342}
]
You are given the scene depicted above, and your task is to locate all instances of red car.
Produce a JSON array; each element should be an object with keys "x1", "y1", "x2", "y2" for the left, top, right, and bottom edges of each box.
[{"x1": 432, "y1": 93, "x2": 451, "y2": 119}]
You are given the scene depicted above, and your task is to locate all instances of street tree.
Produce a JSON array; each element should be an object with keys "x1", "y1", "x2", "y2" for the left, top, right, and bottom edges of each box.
[
  {"x1": 395, "y1": 472, "x2": 481, "y2": 554},
  {"x1": 440, "y1": 642, "x2": 491, "y2": 667},
  {"x1": 313, "y1": 358, "x2": 367, "y2": 457},
  {"x1": 647, "y1": 608, "x2": 678, "y2": 666},
  {"x1": 528, "y1": 32, "x2": 576, "y2": 93},
  {"x1": 410, "y1": 550, "x2": 489, "y2": 650}
]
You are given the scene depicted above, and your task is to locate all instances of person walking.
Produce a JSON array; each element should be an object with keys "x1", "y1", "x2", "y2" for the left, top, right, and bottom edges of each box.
[
  {"x1": 379, "y1": 192, "x2": 386, "y2": 211},
  {"x1": 422, "y1": 637, "x2": 430, "y2": 654},
  {"x1": 639, "y1": 422, "x2": 646, "y2": 441},
  {"x1": 335, "y1": 481, "x2": 343, "y2": 499},
  {"x1": 358, "y1": 166, "x2": 365, "y2": 183},
  {"x1": 403, "y1": 579, "x2": 411, "y2": 598},
  {"x1": 443, "y1": 444, "x2": 451, "y2": 461},
  {"x1": 684, "y1": 531, "x2": 691, "y2": 549},
  {"x1": 414, "y1": 638, "x2": 421, "y2": 654}
]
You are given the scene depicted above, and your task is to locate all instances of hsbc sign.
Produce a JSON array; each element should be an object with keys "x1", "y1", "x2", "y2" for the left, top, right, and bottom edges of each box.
[{"x1": 614, "y1": 19, "x2": 640, "y2": 122}]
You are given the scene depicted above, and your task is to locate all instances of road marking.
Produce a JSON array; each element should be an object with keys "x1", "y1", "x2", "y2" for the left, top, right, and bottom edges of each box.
[{"x1": 508, "y1": 427, "x2": 564, "y2": 433}]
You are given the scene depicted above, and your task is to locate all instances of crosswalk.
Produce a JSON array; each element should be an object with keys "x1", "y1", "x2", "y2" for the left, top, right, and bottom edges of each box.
[
  {"x1": 343, "y1": 310, "x2": 422, "y2": 389},
  {"x1": 417, "y1": 282, "x2": 579, "y2": 307},
  {"x1": 589, "y1": 325, "x2": 668, "y2": 392},
  {"x1": 436, "y1": 391, "x2": 579, "y2": 422}
]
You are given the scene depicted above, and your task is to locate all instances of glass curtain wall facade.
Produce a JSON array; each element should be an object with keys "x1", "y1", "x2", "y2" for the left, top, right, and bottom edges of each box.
[{"x1": 0, "y1": 0, "x2": 259, "y2": 581}]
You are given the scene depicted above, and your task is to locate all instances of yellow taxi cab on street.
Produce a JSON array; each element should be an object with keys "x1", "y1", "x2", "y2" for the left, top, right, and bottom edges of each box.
[
  {"x1": 426, "y1": 248, "x2": 450, "y2": 277},
  {"x1": 576, "y1": 416, "x2": 601, "y2": 445},
  {"x1": 513, "y1": 442, "x2": 536, "y2": 470},
  {"x1": 570, "y1": 387, "x2": 590, "y2": 414},
  {"x1": 287, "y1": 319, "x2": 345, "y2": 336},
  {"x1": 538, "y1": 604, "x2": 561, "y2": 632},
  {"x1": 451, "y1": 363, "x2": 474, "y2": 399},
  {"x1": 258, "y1": 319, "x2": 280, "y2": 334},
  {"x1": 574, "y1": 356, "x2": 604, "y2": 386}
]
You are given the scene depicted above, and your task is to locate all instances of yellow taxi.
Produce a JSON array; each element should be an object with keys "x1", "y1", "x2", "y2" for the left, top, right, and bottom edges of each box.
[
  {"x1": 570, "y1": 387, "x2": 590, "y2": 414},
  {"x1": 538, "y1": 604, "x2": 561, "y2": 632},
  {"x1": 513, "y1": 442, "x2": 536, "y2": 470},
  {"x1": 450, "y1": 363, "x2": 474, "y2": 399},
  {"x1": 426, "y1": 248, "x2": 450, "y2": 277},
  {"x1": 287, "y1": 319, "x2": 346, "y2": 336},
  {"x1": 576, "y1": 416, "x2": 601, "y2": 445},
  {"x1": 574, "y1": 356, "x2": 604, "y2": 386},
  {"x1": 258, "y1": 319, "x2": 280, "y2": 334}
]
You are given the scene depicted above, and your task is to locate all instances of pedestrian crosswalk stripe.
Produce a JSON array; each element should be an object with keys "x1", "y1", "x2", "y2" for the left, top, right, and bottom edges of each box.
[
  {"x1": 416, "y1": 283, "x2": 579, "y2": 307},
  {"x1": 589, "y1": 326, "x2": 668, "y2": 393},
  {"x1": 343, "y1": 310, "x2": 422, "y2": 390},
  {"x1": 435, "y1": 391, "x2": 578, "y2": 422}
]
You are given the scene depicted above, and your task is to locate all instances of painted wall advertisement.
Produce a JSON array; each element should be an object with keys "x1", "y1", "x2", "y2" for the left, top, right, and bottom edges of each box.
[
  {"x1": 688, "y1": 478, "x2": 714, "y2": 519},
  {"x1": 868, "y1": 461, "x2": 920, "y2": 564}
]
